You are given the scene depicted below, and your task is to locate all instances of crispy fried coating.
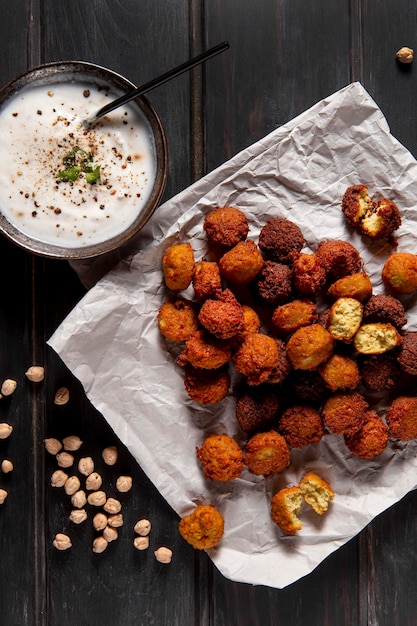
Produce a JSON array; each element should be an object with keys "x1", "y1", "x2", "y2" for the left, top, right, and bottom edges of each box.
[
  {"x1": 287, "y1": 369, "x2": 328, "y2": 405},
  {"x1": 203, "y1": 206, "x2": 249, "y2": 248},
  {"x1": 292, "y1": 253, "x2": 326, "y2": 297},
  {"x1": 219, "y1": 240, "x2": 264, "y2": 284},
  {"x1": 271, "y1": 299, "x2": 317, "y2": 334},
  {"x1": 353, "y1": 323, "x2": 402, "y2": 355},
  {"x1": 258, "y1": 216, "x2": 304, "y2": 263},
  {"x1": 285, "y1": 324, "x2": 334, "y2": 370},
  {"x1": 327, "y1": 297, "x2": 363, "y2": 342},
  {"x1": 386, "y1": 396, "x2": 417, "y2": 440},
  {"x1": 198, "y1": 289, "x2": 244, "y2": 339},
  {"x1": 157, "y1": 298, "x2": 200, "y2": 342},
  {"x1": 256, "y1": 261, "x2": 293, "y2": 306},
  {"x1": 360, "y1": 353, "x2": 401, "y2": 391},
  {"x1": 230, "y1": 304, "x2": 262, "y2": 350},
  {"x1": 299, "y1": 472, "x2": 334, "y2": 515},
  {"x1": 396, "y1": 331, "x2": 417, "y2": 375},
  {"x1": 344, "y1": 410, "x2": 389, "y2": 459},
  {"x1": 245, "y1": 430, "x2": 290, "y2": 476},
  {"x1": 177, "y1": 330, "x2": 231, "y2": 369},
  {"x1": 382, "y1": 252, "x2": 417, "y2": 295},
  {"x1": 318, "y1": 353, "x2": 360, "y2": 391},
  {"x1": 196, "y1": 433, "x2": 244, "y2": 481},
  {"x1": 235, "y1": 384, "x2": 280, "y2": 433},
  {"x1": 279, "y1": 405, "x2": 325, "y2": 448},
  {"x1": 178, "y1": 504, "x2": 225, "y2": 550},
  {"x1": 183, "y1": 365, "x2": 230, "y2": 405},
  {"x1": 360, "y1": 198, "x2": 402, "y2": 240},
  {"x1": 316, "y1": 240, "x2": 362, "y2": 283},
  {"x1": 362, "y1": 294, "x2": 407, "y2": 329},
  {"x1": 327, "y1": 273, "x2": 372, "y2": 303},
  {"x1": 271, "y1": 486, "x2": 303, "y2": 534},
  {"x1": 322, "y1": 390, "x2": 368, "y2": 437},
  {"x1": 192, "y1": 261, "x2": 222, "y2": 303},
  {"x1": 267, "y1": 338, "x2": 292, "y2": 384},
  {"x1": 162, "y1": 242, "x2": 195, "y2": 291},
  {"x1": 232, "y1": 333, "x2": 280, "y2": 385},
  {"x1": 341, "y1": 184, "x2": 373, "y2": 226}
]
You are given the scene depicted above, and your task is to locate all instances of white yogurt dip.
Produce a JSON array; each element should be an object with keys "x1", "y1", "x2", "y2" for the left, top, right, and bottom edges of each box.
[{"x1": 0, "y1": 77, "x2": 157, "y2": 248}]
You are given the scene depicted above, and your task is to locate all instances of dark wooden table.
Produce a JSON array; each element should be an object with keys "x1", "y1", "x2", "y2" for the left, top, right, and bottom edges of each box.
[{"x1": 1, "y1": 2, "x2": 417, "y2": 625}]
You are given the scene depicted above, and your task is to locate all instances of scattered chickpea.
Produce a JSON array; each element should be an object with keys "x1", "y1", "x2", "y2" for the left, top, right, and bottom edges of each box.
[
  {"x1": 51, "y1": 469, "x2": 68, "y2": 488},
  {"x1": 93, "y1": 536, "x2": 108, "y2": 553},
  {"x1": 56, "y1": 451, "x2": 74, "y2": 468},
  {"x1": 103, "y1": 497, "x2": 122, "y2": 514},
  {"x1": 1, "y1": 459, "x2": 13, "y2": 474},
  {"x1": 0, "y1": 488, "x2": 8, "y2": 504},
  {"x1": 396, "y1": 46, "x2": 414, "y2": 63},
  {"x1": 154, "y1": 547, "x2": 172, "y2": 564},
  {"x1": 1, "y1": 379, "x2": 17, "y2": 397},
  {"x1": 102, "y1": 446, "x2": 118, "y2": 465},
  {"x1": 103, "y1": 526, "x2": 118, "y2": 542},
  {"x1": 87, "y1": 490, "x2": 107, "y2": 507},
  {"x1": 0, "y1": 423, "x2": 13, "y2": 440},
  {"x1": 53, "y1": 533, "x2": 72, "y2": 550},
  {"x1": 25, "y1": 366, "x2": 45, "y2": 382},
  {"x1": 69, "y1": 509, "x2": 88, "y2": 524},
  {"x1": 116, "y1": 475, "x2": 132, "y2": 493},
  {"x1": 134, "y1": 519, "x2": 151, "y2": 536},
  {"x1": 107, "y1": 513, "x2": 124, "y2": 528},
  {"x1": 78, "y1": 456, "x2": 94, "y2": 476},
  {"x1": 71, "y1": 490, "x2": 87, "y2": 509},
  {"x1": 64, "y1": 475, "x2": 81, "y2": 496},
  {"x1": 85, "y1": 472, "x2": 102, "y2": 491},
  {"x1": 62, "y1": 435, "x2": 83, "y2": 451},
  {"x1": 93, "y1": 512, "x2": 108, "y2": 531},
  {"x1": 133, "y1": 536, "x2": 149, "y2": 551},
  {"x1": 54, "y1": 387, "x2": 70, "y2": 405},
  {"x1": 44, "y1": 438, "x2": 62, "y2": 455}
]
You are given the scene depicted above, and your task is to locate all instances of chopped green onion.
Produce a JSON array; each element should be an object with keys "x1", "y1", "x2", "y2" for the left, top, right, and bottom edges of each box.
[{"x1": 58, "y1": 146, "x2": 101, "y2": 184}]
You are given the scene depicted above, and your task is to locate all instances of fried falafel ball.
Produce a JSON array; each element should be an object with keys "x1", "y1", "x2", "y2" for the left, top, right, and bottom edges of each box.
[
  {"x1": 232, "y1": 333, "x2": 280, "y2": 385},
  {"x1": 157, "y1": 298, "x2": 200, "y2": 342},
  {"x1": 341, "y1": 184, "x2": 373, "y2": 227},
  {"x1": 244, "y1": 430, "x2": 290, "y2": 476},
  {"x1": 178, "y1": 504, "x2": 225, "y2": 550},
  {"x1": 230, "y1": 304, "x2": 262, "y2": 350},
  {"x1": 344, "y1": 410, "x2": 389, "y2": 459},
  {"x1": 362, "y1": 294, "x2": 407, "y2": 330},
  {"x1": 279, "y1": 405, "x2": 325, "y2": 448},
  {"x1": 286, "y1": 324, "x2": 334, "y2": 370},
  {"x1": 286, "y1": 369, "x2": 328, "y2": 406},
  {"x1": 315, "y1": 239, "x2": 362, "y2": 283},
  {"x1": 386, "y1": 396, "x2": 417, "y2": 440},
  {"x1": 177, "y1": 330, "x2": 231, "y2": 370},
  {"x1": 183, "y1": 365, "x2": 230, "y2": 405},
  {"x1": 162, "y1": 242, "x2": 195, "y2": 291},
  {"x1": 256, "y1": 261, "x2": 293, "y2": 306},
  {"x1": 360, "y1": 353, "x2": 401, "y2": 391},
  {"x1": 396, "y1": 331, "x2": 417, "y2": 375},
  {"x1": 353, "y1": 323, "x2": 402, "y2": 355},
  {"x1": 219, "y1": 240, "x2": 264, "y2": 285},
  {"x1": 203, "y1": 206, "x2": 249, "y2": 248},
  {"x1": 327, "y1": 297, "x2": 363, "y2": 343},
  {"x1": 321, "y1": 390, "x2": 368, "y2": 437},
  {"x1": 192, "y1": 260, "x2": 222, "y2": 303},
  {"x1": 271, "y1": 299, "x2": 317, "y2": 335},
  {"x1": 318, "y1": 353, "x2": 361, "y2": 391},
  {"x1": 327, "y1": 273, "x2": 373, "y2": 303},
  {"x1": 196, "y1": 433, "x2": 244, "y2": 481},
  {"x1": 271, "y1": 486, "x2": 303, "y2": 535},
  {"x1": 198, "y1": 289, "x2": 244, "y2": 339},
  {"x1": 382, "y1": 252, "x2": 417, "y2": 295},
  {"x1": 360, "y1": 198, "x2": 402, "y2": 240},
  {"x1": 299, "y1": 472, "x2": 334, "y2": 515},
  {"x1": 258, "y1": 215, "x2": 305, "y2": 264},
  {"x1": 292, "y1": 252, "x2": 326, "y2": 297},
  {"x1": 235, "y1": 384, "x2": 280, "y2": 434}
]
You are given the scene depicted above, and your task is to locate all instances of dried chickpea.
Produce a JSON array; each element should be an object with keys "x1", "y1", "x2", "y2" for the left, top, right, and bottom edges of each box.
[
  {"x1": 44, "y1": 438, "x2": 62, "y2": 455},
  {"x1": 102, "y1": 446, "x2": 118, "y2": 465},
  {"x1": 0, "y1": 423, "x2": 13, "y2": 439},
  {"x1": 53, "y1": 533, "x2": 72, "y2": 550},
  {"x1": 116, "y1": 476, "x2": 132, "y2": 493},
  {"x1": 154, "y1": 547, "x2": 172, "y2": 563},
  {"x1": 85, "y1": 472, "x2": 102, "y2": 491},
  {"x1": 87, "y1": 491, "x2": 107, "y2": 507},
  {"x1": 0, "y1": 488, "x2": 8, "y2": 504},
  {"x1": 103, "y1": 526, "x2": 118, "y2": 542},
  {"x1": 69, "y1": 509, "x2": 88, "y2": 524},
  {"x1": 25, "y1": 366, "x2": 45, "y2": 382},
  {"x1": 78, "y1": 456, "x2": 94, "y2": 476},
  {"x1": 1, "y1": 459, "x2": 13, "y2": 473},
  {"x1": 133, "y1": 536, "x2": 149, "y2": 551},
  {"x1": 56, "y1": 451, "x2": 74, "y2": 468},
  {"x1": 51, "y1": 470, "x2": 68, "y2": 488},
  {"x1": 54, "y1": 387, "x2": 70, "y2": 405},
  {"x1": 107, "y1": 513, "x2": 124, "y2": 528},
  {"x1": 93, "y1": 536, "x2": 108, "y2": 553},
  {"x1": 64, "y1": 476, "x2": 81, "y2": 496},
  {"x1": 62, "y1": 435, "x2": 83, "y2": 451},
  {"x1": 134, "y1": 519, "x2": 151, "y2": 536},
  {"x1": 103, "y1": 497, "x2": 122, "y2": 514},
  {"x1": 1, "y1": 379, "x2": 17, "y2": 396},
  {"x1": 71, "y1": 490, "x2": 87, "y2": 509},
  {"x1": 93, "y1": 512, "x2": 108, "y2": 531}
]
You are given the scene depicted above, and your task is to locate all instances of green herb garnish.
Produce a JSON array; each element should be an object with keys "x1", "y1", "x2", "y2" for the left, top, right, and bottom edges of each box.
[{"x1": 58, "y1": 147, "x2": 101, "y2": 184}]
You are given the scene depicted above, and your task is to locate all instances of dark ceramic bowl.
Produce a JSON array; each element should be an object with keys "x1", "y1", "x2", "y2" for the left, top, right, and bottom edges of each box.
[{"x1": 0, "y1": 61, "x2": 167, "y2": 259}]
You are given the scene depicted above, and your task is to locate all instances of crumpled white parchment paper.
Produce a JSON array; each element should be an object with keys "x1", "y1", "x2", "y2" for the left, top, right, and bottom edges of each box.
[{"x1": 48, "y1": 82, "x2": 417, "y2": 589}]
